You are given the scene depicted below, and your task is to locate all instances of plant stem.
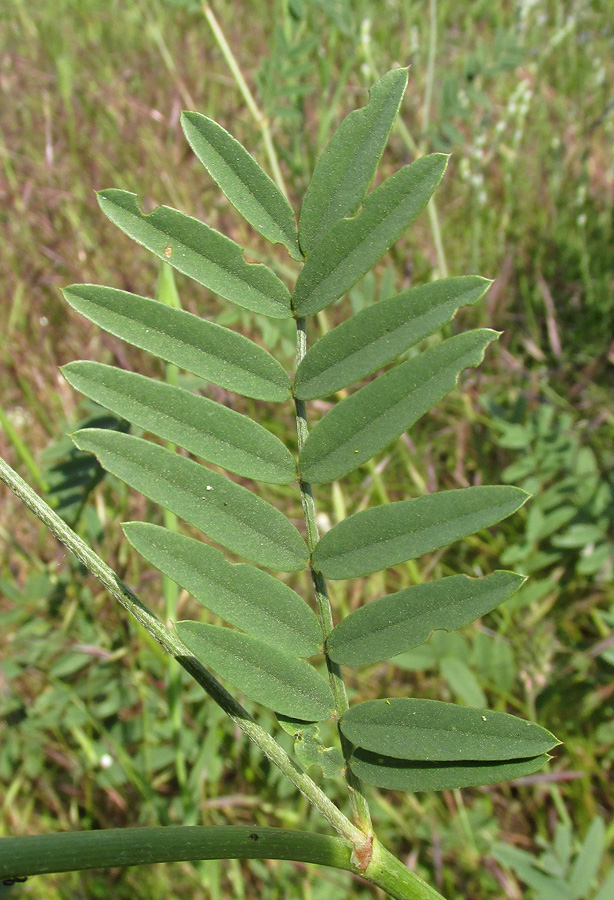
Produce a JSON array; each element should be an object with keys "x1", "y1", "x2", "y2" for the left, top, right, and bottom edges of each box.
[
  {"x1": 202, "y1": 3, "x2": 288, "y2": 198},
  {"x1": 0, "y1": 829, "x2": 447, "y2": 899},
  {"x1": 421, "y1": 0, "x2": 437, "y2": 137},
  {"x1": 0, "y1": 453, "x2": 363, "y2": 847},
  {"x1": 0, "y1": 827, "x2": 354, "y2": 881},
  {"x1": 293, "y1": 317, "x2": 373, "y2": 835},
  {"x1": 365, "y1": 838, "x2": 448, "y2": 900}
]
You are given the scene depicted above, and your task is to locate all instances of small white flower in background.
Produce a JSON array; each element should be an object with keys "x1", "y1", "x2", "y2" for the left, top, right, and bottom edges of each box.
[{"x1": 100, "y1": 753, "x2": 113, "y2": 770}]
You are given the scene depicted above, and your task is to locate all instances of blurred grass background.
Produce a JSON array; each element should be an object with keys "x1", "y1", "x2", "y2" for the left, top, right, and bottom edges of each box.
[{"x1": 0, "y1": 0, "x2": 613, "y2": 897}]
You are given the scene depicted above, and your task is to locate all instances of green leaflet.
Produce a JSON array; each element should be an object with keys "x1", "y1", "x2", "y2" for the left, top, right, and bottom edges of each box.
[
  {"x1": 298, "y1": 67, "x2": 408, "y2": 256},
  {"x1": 326, "y1": 571, "x2": 525, "y2": 666},
  {"x1": 97, "y1": 190, "x2": 292, "y2": 319},
  {"x1": 181, "y1": 112, "x2": 301, "y2": 260},
  {"x1": 123, "y1": 523, "x2": 321, "y2": 657},
  {"x1": 340, "y1": 698, "x2": 559, "y2": 761},
  {"x1": 312, "y1": 486, "x2": 528, "y2": 580},
  {"x1": 294, "y1": 276, "x2": 492, "y2": 400},
  {"x1": 299, "y1": 330, "x2": 498, "y2": 483},
  {"x1": 175, "y1": 621, "x2": 334, "y2": 721},
  {"x1": 62, "y1": 362, "x2": 296, "y2": 485},
  {"x1": 350, "y1": 750, "x2": 551, "y2": 792},
  {"x1": 292, "y1": 154, "x2": 448, "y2": 317},
  {"x1": 63, "y1": 284, "x2": 290, "y2": 402},
  {"x1": 72, "y1": 430, "x2": 308, "y2": 572}
]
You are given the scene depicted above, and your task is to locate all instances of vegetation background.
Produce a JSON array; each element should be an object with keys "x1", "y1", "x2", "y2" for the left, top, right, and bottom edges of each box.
[{"x1": 0, "y1": 0, "x2": 613, "y2": 897}]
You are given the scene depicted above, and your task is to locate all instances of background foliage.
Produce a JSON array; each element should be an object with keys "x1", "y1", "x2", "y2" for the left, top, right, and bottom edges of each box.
[{"x1": 0, "y1": 0, "x2": 613, "y2": 897}]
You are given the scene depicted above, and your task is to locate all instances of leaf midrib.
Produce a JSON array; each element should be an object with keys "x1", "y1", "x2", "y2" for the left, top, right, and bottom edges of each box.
[
  {"x1": 327, "y1": 499, "x2": 514, "y2": 559},
  {"x1": 110, "y1": 195, "x2": 288, "y2": 310},
  {"x1": 79, "y1": 297, "x2": 278, "y2": 388},
  {"x1": 305, "y1": 339, "x2": 485, "y2": 468},
  {"x1": 91, "y1": 371, "x2": 286, "y2": 472},
  {"x1": 102, "y1": 440, "x2": 298, "y2": 556},
  {"x1": 303, "y1": 169, "x2": 428, "y2": 302},
  {"x1": 192, "y1": 123, "x2": 294, "y2": 244}
]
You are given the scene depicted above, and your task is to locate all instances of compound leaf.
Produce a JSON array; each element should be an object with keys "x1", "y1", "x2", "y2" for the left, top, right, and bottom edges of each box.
[
  {"x1": 350, "y1": 750, "x2": 551, "y2": 792},
  {"x1": 123, "y1": 523, "x2": 321, "y2": 657},
  {"x1": 292, "y1": 154, "x2": 448, "y2": 317},
  {"x1": 299, "y1": 67, "x2": 408, "y2": 255},
  {"x1": 175, "y1": 621, "x2": 334, "y2": 720},
  {"x1": 340, "y1": 698, "x2": 559, "y2": 761},
  {"x1": 294, "y1": 276, "x2": 491, "y2": 400},
  {"x1": 313, "y1": 486, "x2": 528, "y2": 580},
  {"x1": 182, "y1": 111, "x2": 301, "y2": 260},
  {"x1": 72, "y1": 430, "x2": 308, "y2": 571},
  {"x1": 97, "y1": 190, "x2": 292, "y2": 318},
  {"x1": 63, "y1": 284, "x2": 290, "y2": 402},
  {"x1": 327, "y1": 571, "x2": 525, "y2": 666},
  {"x1": 63, "y1": 362, "x2": 296, "y2": 485},
  {"x1": 299, "y1": 330, "x2": 497, "y2": 483}
]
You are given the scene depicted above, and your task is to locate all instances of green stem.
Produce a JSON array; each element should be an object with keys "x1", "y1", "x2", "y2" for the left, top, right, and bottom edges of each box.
[
  {"x1": 0, "y1": 829, "x2": 447, "y2": 900},
  {"x1": 203, "y1": 3, "x2": 288, "y2": 198},
  {"x1": 0, "y1": 454, "x2": 362, "y2": 848},
  {"x1": 0, "y1": 827, "x2": 353, "y2": 880},
  {"x1": 293, "y1": 318, "x2": 372, "y2": 835},
  {"x1": 365, "y1": 839, "x2": 448, "y2": 900},
  {"x1": 422, "y1": 0, "x2": 437, "y2": 137}
]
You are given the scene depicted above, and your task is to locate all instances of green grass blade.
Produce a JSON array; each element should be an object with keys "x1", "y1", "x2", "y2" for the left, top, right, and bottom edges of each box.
[
  {"x1": 299, "y1": 330, "x2": 498, "y2": 483},
  {"x1": 176, "y1": 621, "x2": 334, "y2": 721},
  {"x1": 292, "y1": 154, "x2": 448, "y2": 317},
  {"x1": 97, "y1": 190, "x2": 292, "y2": 318},
  {"x1": 313, "y1": 486, "x2": 528, "y2": 580},
  {"x1": 326, "y1": 571, "x2": 525, "y2": 666},
  {"x1": 341, "y1": 699, "x2": 559, "y2": 761},
  {"x1": 181, "y1": 111, "x2": 301, "y2": 260},
  {"x1": 62, "y1": 362, "x2": 296, "y2": 484},
  {"x1": 569, "y1": 817, "x2": 605, "y2": 900},
  {"x1": 72, "y1": 430, "x2": 308, "y2": 571},
  {"x1": 350, "y1": 751, "x2": 551, "y2": 792},
  {"x1": 123, "y1": 523, "x2": 321, "y2": 657},
  {"x1": 63, "y1": 285, "x2": 290, "y2": 401},
  {"x1": 298, "y1": 67, "x2": 408, "y2": 255},
  {"x1": 294, "y1": 276, "x2": 492, "y2": 400}
]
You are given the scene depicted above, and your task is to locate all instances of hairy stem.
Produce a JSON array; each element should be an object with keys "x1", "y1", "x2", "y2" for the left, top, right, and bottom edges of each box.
[
  {"x1": 0, "y1": 454, "x2": 363, "y2": 847},
  {"x1": 293, "y1": 317, "x2": 373, "y2": 835}
]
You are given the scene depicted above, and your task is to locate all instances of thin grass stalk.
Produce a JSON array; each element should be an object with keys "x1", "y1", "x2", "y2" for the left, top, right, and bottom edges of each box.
[{"x1": 202, "y1": 4, "x2": 289, "y2": 198}]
